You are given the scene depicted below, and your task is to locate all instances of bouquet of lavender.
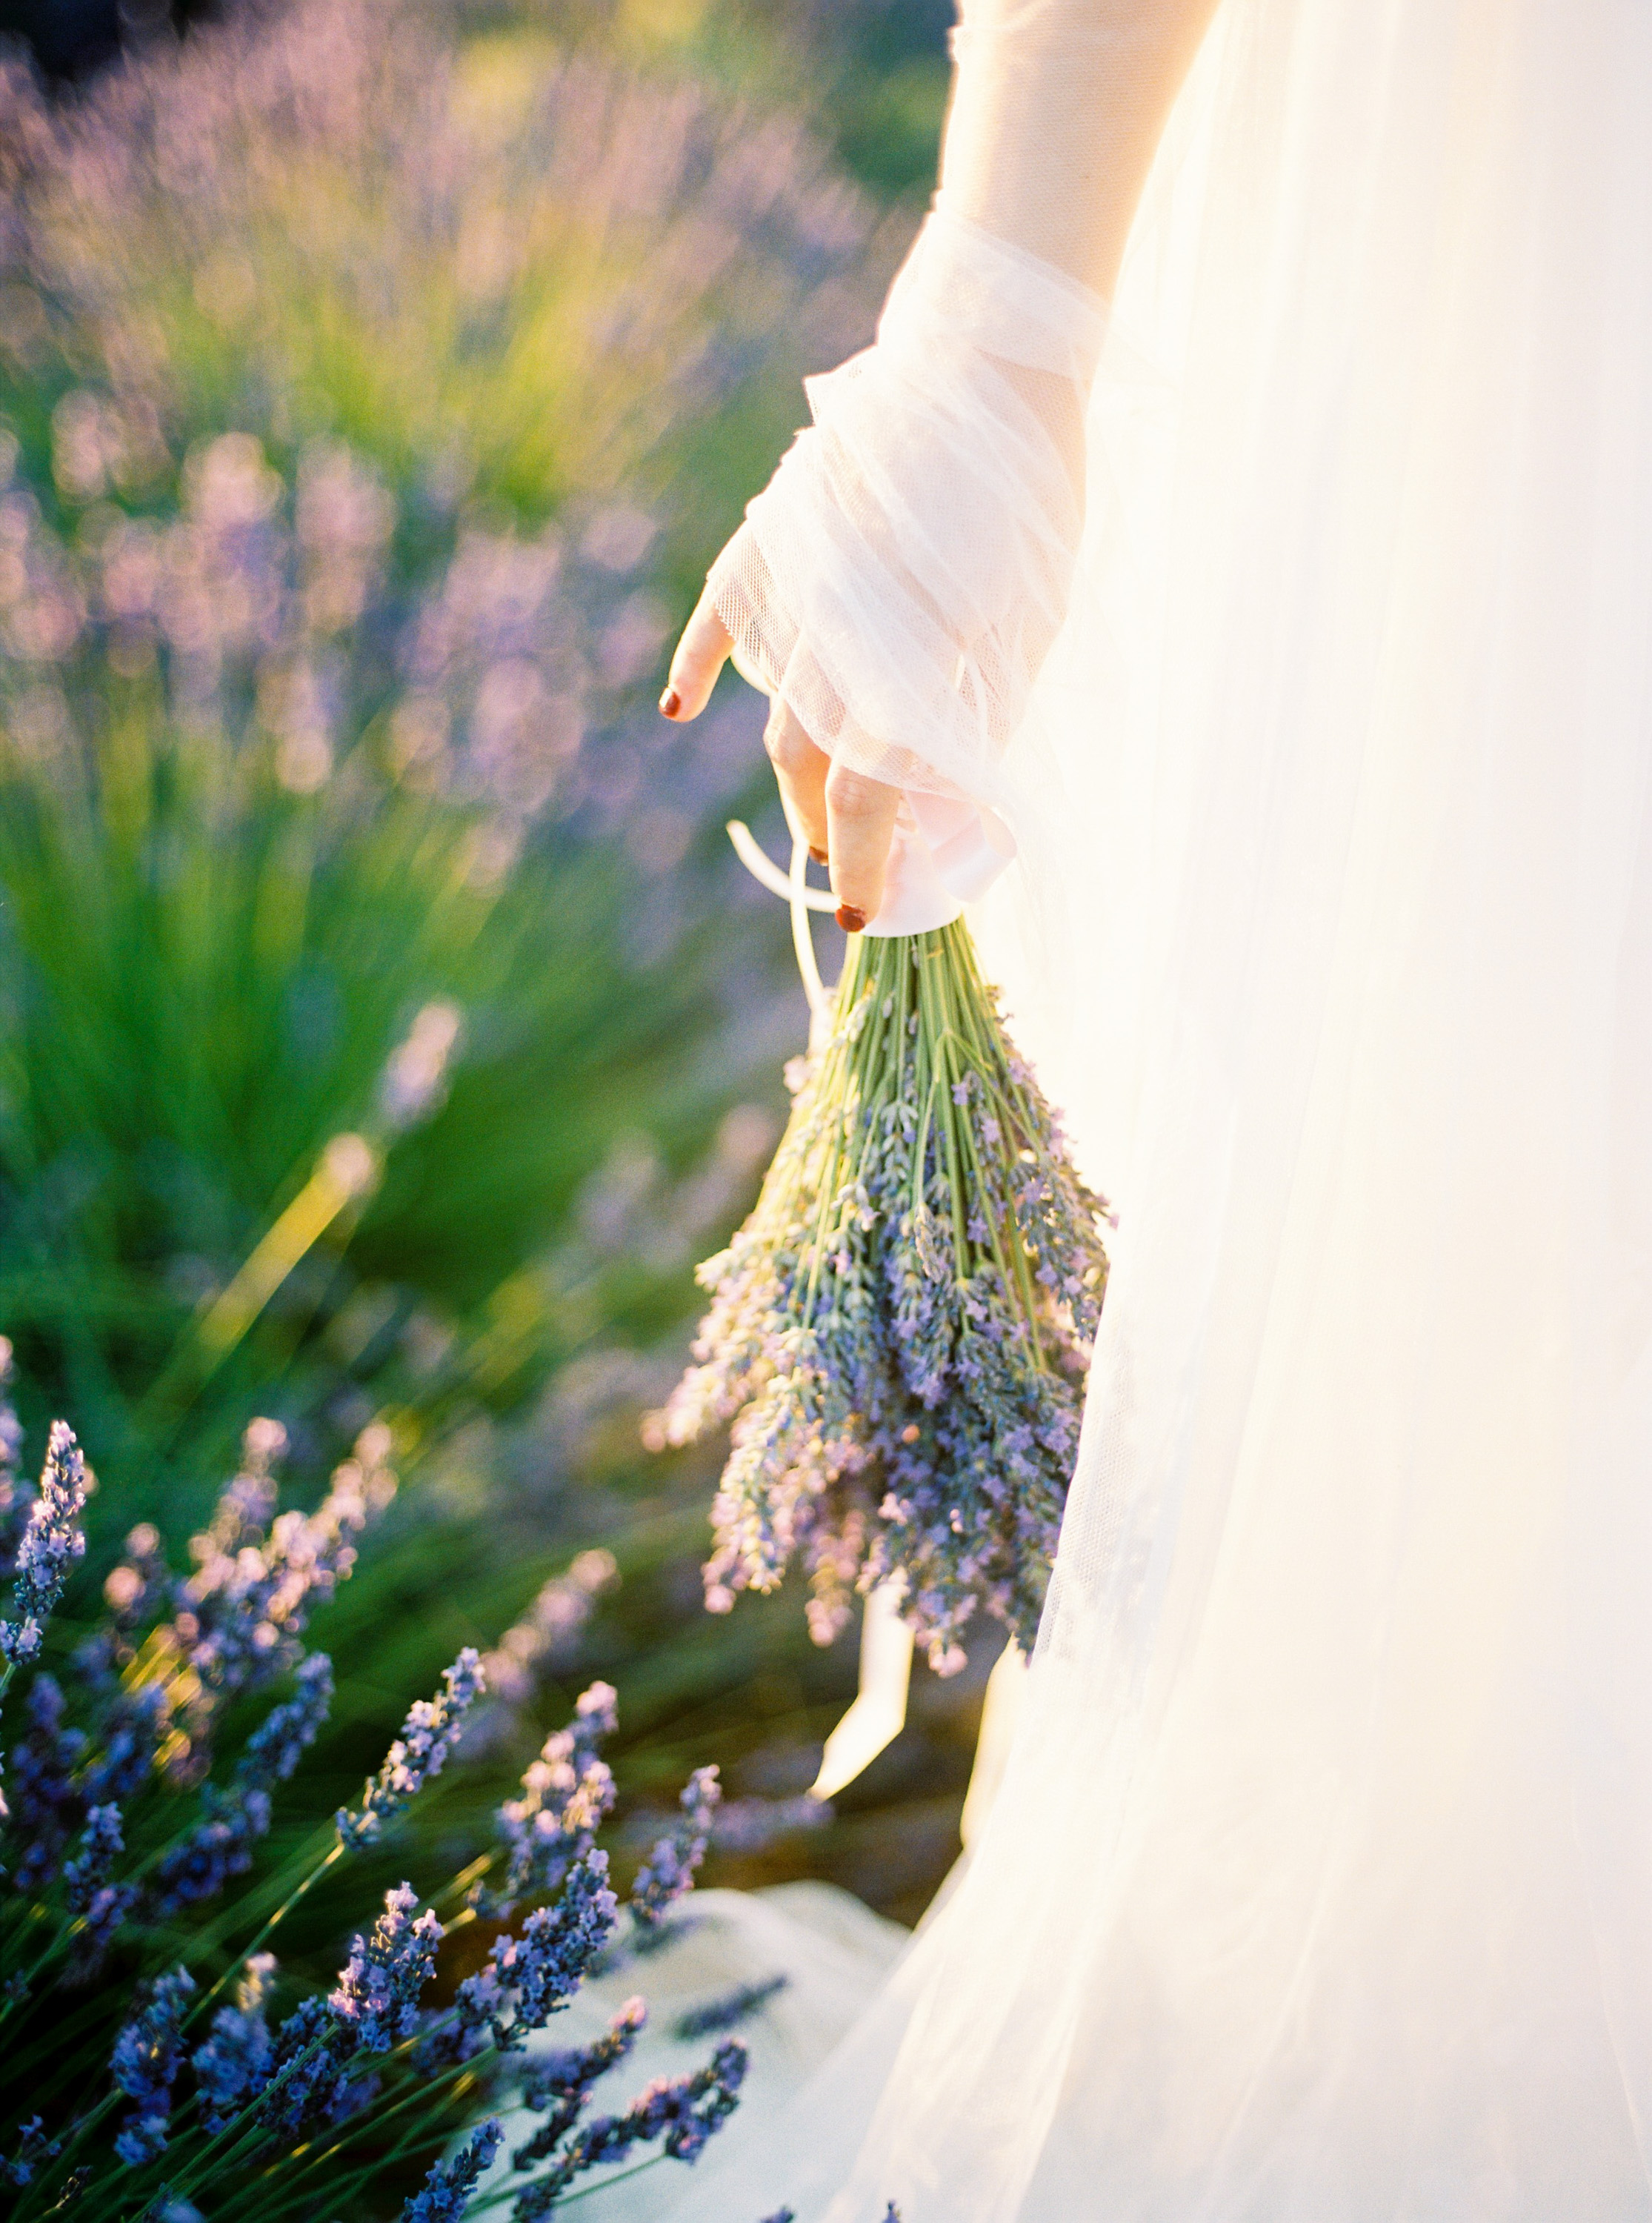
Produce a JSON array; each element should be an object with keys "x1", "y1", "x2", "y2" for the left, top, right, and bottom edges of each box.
[{"x1": 659, "y1": 920, "x2": 1109, "y2": 1673}]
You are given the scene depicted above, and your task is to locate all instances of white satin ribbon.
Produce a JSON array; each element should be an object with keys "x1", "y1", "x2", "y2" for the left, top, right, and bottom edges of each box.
[
  {"x1": 862, "y1": 790, "x2": 1016, "y2": 937},
  {"x1": 811, "y1": 1580, "x2": 915, "y2": 1801}
]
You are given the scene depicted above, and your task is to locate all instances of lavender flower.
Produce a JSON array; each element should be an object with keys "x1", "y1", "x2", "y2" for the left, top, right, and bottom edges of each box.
[
  {"x1": 476, "y1": 1553, "x2": 619, "y2": 1725},
  {"x1": 330, "y1": 1882, "x2": 443, "y2": 2053},
  {"x1": 191, "y1": 1953, "x2": 278, "y2": 2133},
  {"x1": 427, "y1": 1852, "x2": 618, "y2": 2067},
  {"x1": 476, "y1": 1681, "x2": 618, "y2": 1919},
  {"x1": 51, "y1": 1429, "x2": 381, "y2": 1803},
  {"x1": 630, "y1": 1767, "x2": 720, "y2": 1931},
  {"x1": 402, "y1": 2119, "x2": 504, "y2": 2223},
  {"x1": 147, "y1": 1784, "x2": 272, "y2": 1915},
  {"x1": 258, "y1": 1885, "x2": 443, "y2": 2141},
  {"x1": 81, "y1": 1684, "x2": 167, "y2": 1804},
  {"x1": 570, "y1": 1679, "x2": 619, "y2": 1748},
  {"x1": 111, "y1": 1967, "x2": 194, "y2": 2166},
  {"x1": 0, "y1": 0, "x2": 879, "y2": 922},
  {"x1": 83, "y1": 1521, "x2": 170, "y2": 1684},
  {"x1": 0, "y1": 1382, "x2": 731, "y2": 2204},
  {"x1": 510, "y1": 1997, "x2": 647, "y2": 2167},
  {"x1": 706, "y1": 1792, "x2": 830, "y2": 1854},
  {"x1": 0, "y1": 1422, "x2": 90, "y2": 1667},
  {"x1": 259, "y1": 1996, "x2": 360, "y2": 2141},
  {"x1": 62, "y1": 1801, "x2": 123, "y2": 1907},
  {"x1": 657, "y1": 923, "x2": 1110, "y2": 1669},
  {"x1": 170, "y1": 1427, "x2": 377, "y2": 1724},
  {"x1": 7, "y1": 1672, "x2": 88, "y2": 1892},
  {"x1": 515, "y1": 2040, "x2": 749, "y2": 2214},
  {"x1": 60, "y1": 1805, "x2": 136, "y2": 1983},
  {"x1": 673, "y1": 1973, "x2": 788, "y2": 2041},
  {"x1": 239, "y1": 1652, "x2": 334, "y2": 1787},
  {"x1": 336, "y1": 1647, "x2": 484, "y2": 1848},
  {"x1": 1, "y1": 2117, "x2": 60, "y2": 2188},
  {"x1": 527, "y1": 1869, "x2": 617, "y2": 2003},
  {"x1": 379, "y1": 1000, "x2": 464, "y2": 1132}
]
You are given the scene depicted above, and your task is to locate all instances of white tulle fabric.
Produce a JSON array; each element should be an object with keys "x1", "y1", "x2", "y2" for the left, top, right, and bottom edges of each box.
[
  {"x1": 707, "y1": 203, "x2": 1108, "y2": 926},
  {"x1": 667, "y1": 0, "x2": 1652, "y2": 2216}
]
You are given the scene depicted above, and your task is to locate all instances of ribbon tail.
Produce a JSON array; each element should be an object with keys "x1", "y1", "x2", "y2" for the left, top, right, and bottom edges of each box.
[
  {"x1": 810, "y1": 1580, "x2": 914, "y2": 1801},
  {"x1": 787, "y1": 834, "x2": 830, "y2": 1024},
  {"x1": 725, "y1": 819, "x2": 837, "y2": 911}
]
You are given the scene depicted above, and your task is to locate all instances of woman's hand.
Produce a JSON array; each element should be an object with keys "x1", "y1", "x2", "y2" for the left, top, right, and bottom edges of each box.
[{"x1": 660, "y1": 580, "x2": 899, "y2": 933}]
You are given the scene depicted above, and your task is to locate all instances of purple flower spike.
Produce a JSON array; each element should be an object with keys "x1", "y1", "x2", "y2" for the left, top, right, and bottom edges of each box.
[
  {"x1": 336, "y1": 1648, "x2": 485, "y2": 1848},
  {"x1": 143, "y1": 1653, "x2": 332, "y2": 1914},
  {"x1": 0, "y1": 1422, "x2": 90, "y2": 1667},
  {"x1": 192, "y1": 1953, "x2": 279, "y2": 2134},
  {"x1": 239, "y1": 1652, "x2": 334, "y2": 1788},
  {"x1": 111, "y1": 1967, "x2": 194, "y2": 2167},
  {"x1": 330, "y1": 1883, "x2": 443, "y2": 2054},
  {"x1": 435, "y1": 1850, "x2": 619, "y2": 2071},
  {"x1": 510, "y1": 1996, "x2": 647, "y2": 2166},
  {"x1": 61, "y1": 1801, "x2": 129, "y2": 1965},
  {"x1": 170, "y1": 1426, "x2": 384, "y2": 1734},
  {"x1": 478, "y1": 1680, "x2": 619, "y2": 1921},
  {"x1": 148, "y1": 1783, "x2": 274, "y2": 1915},
  {"x1": 259, "y1": 1885, "x2": 442, "y2": 2141},
  {"x1": 630, "y1": 1766, "x2": 720, "y2": 1930},
  {"x1": 673, "y1": 1972, "x2": 787, "y2": 2041},
  {"x1": 81, "y1": 1684, "x2": 167, "y2": 1805},
  {"x1": 402, "y1": 2118, "x2": 504, "y2": 2222},
  {"x1": 8, "y1": 1674, "x2": 88, "y2": 1893},
  {"x1": 1, "y1": 2116, "x2": 61, "y2": 2189},
  {"x1": 0, "y1": 1340, "x2": 30, "y2": 1583},
  {"x1": 259, "y1": 1996, "x2": 358, "y2": 2142},
  {"x1": 515, "y1": 2038, "x2": 748, "y2": 2213}
]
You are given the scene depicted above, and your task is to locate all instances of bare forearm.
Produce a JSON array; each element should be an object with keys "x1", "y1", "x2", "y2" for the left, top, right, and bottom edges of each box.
[{"x1": 941, "y1": 0, "x2": 1224, "y2": 298}]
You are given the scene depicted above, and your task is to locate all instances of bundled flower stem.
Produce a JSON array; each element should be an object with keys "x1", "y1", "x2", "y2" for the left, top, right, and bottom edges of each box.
[{"x1": 662, "y1": 921, "x2": 1109, "y2": 1671}]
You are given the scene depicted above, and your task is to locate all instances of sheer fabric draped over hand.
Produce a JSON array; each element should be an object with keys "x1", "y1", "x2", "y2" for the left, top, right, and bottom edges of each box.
[{"x1": 705, "y1": 0, "x2": 1218, "y2": 903}]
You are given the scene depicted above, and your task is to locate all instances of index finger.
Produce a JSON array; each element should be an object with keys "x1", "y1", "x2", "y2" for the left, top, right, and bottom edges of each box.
[{"x1": 660, "y1": 588, "x2": 733, "y2": 722}]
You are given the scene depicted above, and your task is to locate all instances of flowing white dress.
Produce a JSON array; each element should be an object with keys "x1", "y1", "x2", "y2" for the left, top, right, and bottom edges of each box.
[{"x1": 666, "y1": 0, "x2": 1652, "y2": 2214}]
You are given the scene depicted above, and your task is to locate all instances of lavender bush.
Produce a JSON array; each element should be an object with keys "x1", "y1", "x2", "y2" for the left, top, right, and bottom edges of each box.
[
  {"x1": 0, "y1": 0, "x2": 890, "y2": 1526},
  {"x1": 0, "y1": 1367, "x2": 744, "y2": 2219},
  {"x1": 0, "y1": 93, "x2": 874, "y2": 1485},
  {"x1": 0, "y1": 0, "x2": 990, "y2": 1955},
  {"x1": 0, "y1": 0, "x2": 882, "y2": 531},
  {"x1": 658, "y1": 923, "x2": 1110, "y2": 1672}
]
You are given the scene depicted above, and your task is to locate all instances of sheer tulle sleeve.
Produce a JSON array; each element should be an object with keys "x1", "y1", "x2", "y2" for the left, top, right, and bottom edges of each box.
[{"x1": 705, "y1": 0, "x2": 1219, "y2": 926}]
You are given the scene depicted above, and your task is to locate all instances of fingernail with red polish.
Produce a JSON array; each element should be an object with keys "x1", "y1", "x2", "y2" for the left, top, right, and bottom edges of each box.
[
  {"x1": 836, "y1": 903, "x2": 866, "y2": 933},
  {"x1": 659, "y1": 687, "x2": 681, "y2": 718},
  {"x1": 810, "y1": 846, "x2": 828, "y2": 865}
]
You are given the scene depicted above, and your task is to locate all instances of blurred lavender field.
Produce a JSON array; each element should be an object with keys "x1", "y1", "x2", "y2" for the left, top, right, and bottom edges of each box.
[{"x1": 0, "y1": 0, "x2": 988, "y2": 2007}]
